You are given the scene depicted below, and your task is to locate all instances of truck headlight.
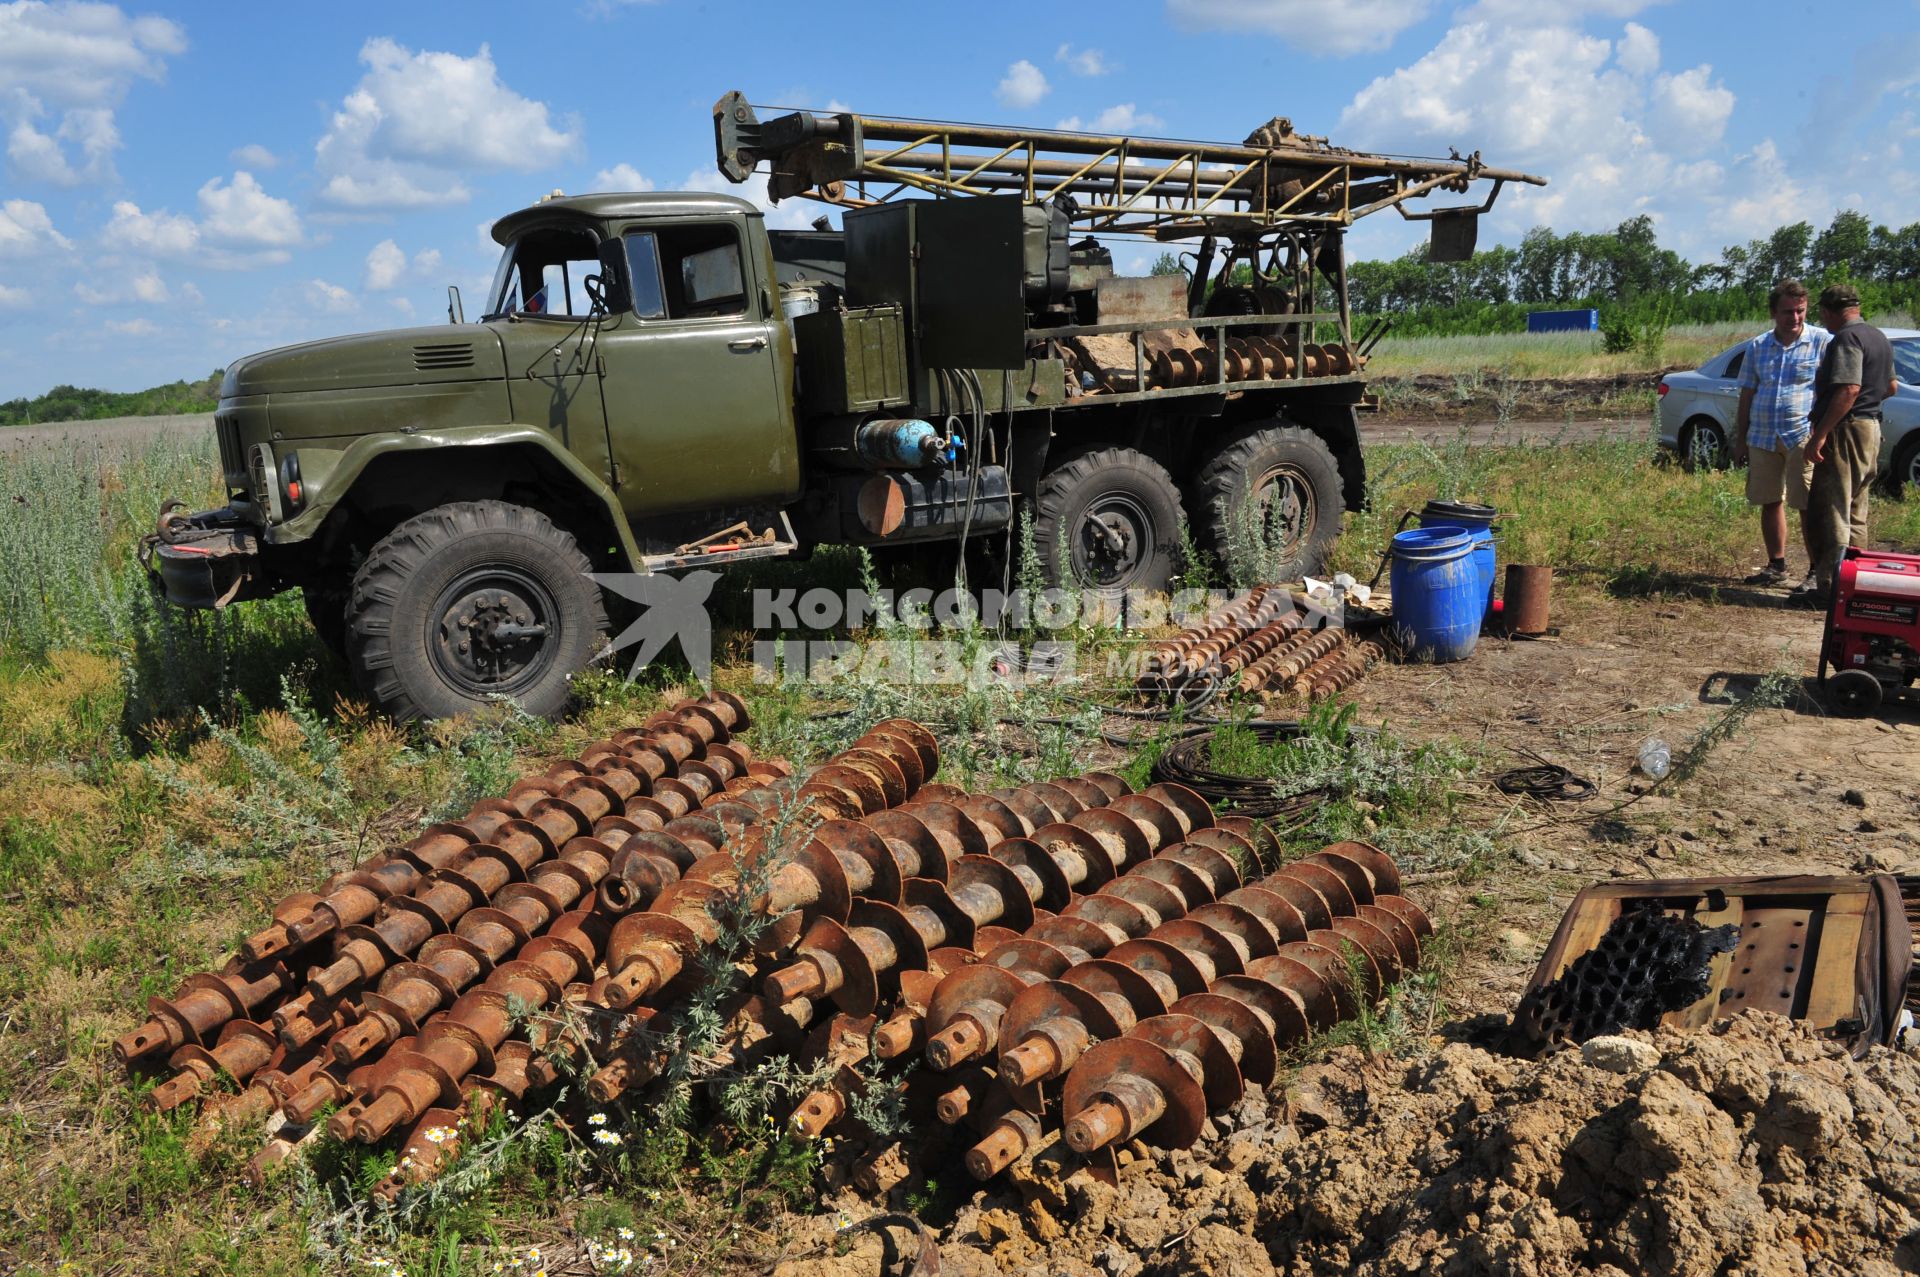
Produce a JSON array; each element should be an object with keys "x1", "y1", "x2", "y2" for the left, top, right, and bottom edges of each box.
[
  {"x1": 278, "y1": 450, "x2": 305, "y2": 513},
  {"x1": 248, "y1": 442, "x2": 285, "y2": 524}
]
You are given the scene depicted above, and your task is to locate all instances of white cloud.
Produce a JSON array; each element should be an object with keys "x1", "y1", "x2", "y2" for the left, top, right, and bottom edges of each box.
[
  {"x1": 390, "y1": 296, "x2": 415, "y2": 317},
  {"x1": 315, "y1": 38, "x2": 582, "y2": 212},
  {"x1": 75, "y1": 270, "x2": 169, "y2": 305},
  {"x1": 680, "y1": 166, "x2": 817, "y2": 231},
  {"x1": 0, "y1": 282, "x2": 26, "y2": 308},
  {"x1": 1649, "y1": 64, "x2": 1734, "y2": 151},
  {"x1": 364, "y1": 239, "x2": 407, "y2": 291},
  {"x1": 0, "y1": 198, "x2": 71, "y2": 256},
  {"x1": 1616, "y1": 21, "x2": 1659, "y2": 77},
  {"x1": 306, "y1": 278, "x2": 356, "y2": 313},
  {"x1": 105, "y1": 199, "x2": 198, "y2": 257},
  {"x1": 1055, "y1": 44, "x2": 1113, "y2": 76},
  {"x1": 0, "y1": 1, "x2": 184, "y2": 184},
  {"x1": 107, "y1": 317, "x2": 157, "y2": 335},
  {"x1": 197, "y1": 172, "x2": 301, "y2": 247},
  {"x1": 363, "y1": 239, "x2": 444, "y2": 290},
  {"x1": 1058, "y1": 104, "x2": 1166, "y2": 133},
  {"x1": 592, "y1": 162, "x2": 653, "y2": 191},
  {"x1": 230, "y1": 142, "x2": 278, "y2": 169},
  {"x1": 101, "y1": 171, "x2": 302, "y2": 267},
  {"x1": 1168, "y1": 0, "x2": 1431, "y2": 56},
  {"x1": 997, "y1": 59, "x2": 1049, "y2": 109},
  {"x1": 1331, "y1": 15, "x2": 1806, "y2": 261}
]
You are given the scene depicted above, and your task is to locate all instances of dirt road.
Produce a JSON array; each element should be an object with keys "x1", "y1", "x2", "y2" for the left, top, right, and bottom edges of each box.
[{"x1": 2, "y1": 410, "x2": 1650, "y2": 454}]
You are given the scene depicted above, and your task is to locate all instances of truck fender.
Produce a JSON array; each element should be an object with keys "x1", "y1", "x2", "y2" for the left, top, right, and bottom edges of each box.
[{"x1": 268, "y1": 425, "x2": 649, "y2": 574}]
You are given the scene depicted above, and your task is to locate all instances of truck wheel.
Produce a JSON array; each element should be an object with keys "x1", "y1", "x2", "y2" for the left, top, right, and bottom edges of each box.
[
  {"x1": 345, "y1": 500, "x2": 608, "y2": 722},
  {"x1": 1191, "y1": 424, "x2": 1344, "y2": 584},
  {"x1": 1032, "y1": 448, "x2": 1183, "y2": 593},
  {"x1": 303, "y1": 585, "x2": 349, "y2": 658}
]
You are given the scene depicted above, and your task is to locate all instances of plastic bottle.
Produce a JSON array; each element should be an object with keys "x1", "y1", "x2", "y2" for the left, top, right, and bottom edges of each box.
[{"x1": 1635, "y1": 738, "x2": 1671, "y2": 780}]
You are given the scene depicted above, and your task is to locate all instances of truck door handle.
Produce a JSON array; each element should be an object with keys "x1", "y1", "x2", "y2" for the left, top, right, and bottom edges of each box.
[{"x1": 729, "y1": 336, "x2": 768, "y2": 352}]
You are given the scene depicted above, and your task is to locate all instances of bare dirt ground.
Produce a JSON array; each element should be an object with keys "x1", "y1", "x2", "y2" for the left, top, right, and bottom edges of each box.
[
  {"x1": 1353, "y1": 586, "x2": 1919, "y2": 1018},
  {"x1": 767, "y1": 587, "x2": 1920, "y2": 1277}
]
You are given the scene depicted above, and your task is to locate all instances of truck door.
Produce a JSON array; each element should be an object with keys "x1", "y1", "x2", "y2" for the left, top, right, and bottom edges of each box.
[{"x1": 595, "y1": 217, "x2": 800, "y2": 518}]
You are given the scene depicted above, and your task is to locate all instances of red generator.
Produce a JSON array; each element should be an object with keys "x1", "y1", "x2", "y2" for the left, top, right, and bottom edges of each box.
[{"x1": 1821, "y1": 547, "x2": 1920, "y2": 714}]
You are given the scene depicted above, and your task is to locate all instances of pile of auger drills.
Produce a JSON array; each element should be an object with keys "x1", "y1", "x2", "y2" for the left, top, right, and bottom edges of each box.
[
  {"x1": 117, "y1": 697, "x2": 1428, "y2": 1199},
  {"x1": 1139, "y1": 585, "x2": 1387, "y2": 704}
]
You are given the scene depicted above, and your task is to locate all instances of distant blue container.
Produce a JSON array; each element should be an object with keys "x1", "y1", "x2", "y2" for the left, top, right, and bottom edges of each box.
[
  {"x1": 1526, "y1": 308, "x2": 1600, "y2": 333},
  {"x1": 1390, "y1": 528, "x2": 1482, "y2": 663}
]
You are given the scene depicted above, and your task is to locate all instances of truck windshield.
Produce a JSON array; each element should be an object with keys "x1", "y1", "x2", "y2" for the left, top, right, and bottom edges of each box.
[{"x1": 485, "y1": 225, "x2": 606, "y2": 319}]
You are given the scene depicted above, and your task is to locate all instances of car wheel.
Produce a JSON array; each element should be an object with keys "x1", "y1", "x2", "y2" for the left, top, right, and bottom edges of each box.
[
  {"x1": 1681, "y1": 417, "x2": 1731, "y2": 472},
  {"x1": 345, "y1": 500, "x2": 608, "y2": 722},
  {"x1": 1889, "y1": 433, "x2": 1920, "y2": 499}
]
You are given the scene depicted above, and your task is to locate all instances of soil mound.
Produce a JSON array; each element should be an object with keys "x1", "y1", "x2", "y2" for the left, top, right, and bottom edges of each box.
[{"x1": 917, "y1": 1012, "x2": 1920, "y2": 1277}]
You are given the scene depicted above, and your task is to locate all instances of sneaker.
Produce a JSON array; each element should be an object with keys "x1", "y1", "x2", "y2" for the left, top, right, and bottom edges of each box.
[
  {"x1": 1788, "y1": 573, "x2": 1825, "y2": 606},
  {"x1": 1744, "y1": 563, "x2": 1789, "y2": 586}
]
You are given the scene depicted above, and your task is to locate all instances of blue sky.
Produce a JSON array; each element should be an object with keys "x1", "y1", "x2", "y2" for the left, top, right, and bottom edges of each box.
[{"x1": 0, "y1": 0, "x2": 1916, "y2": 399}]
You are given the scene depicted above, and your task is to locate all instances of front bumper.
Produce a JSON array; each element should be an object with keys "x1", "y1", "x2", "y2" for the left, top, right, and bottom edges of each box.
[{"x1": 139, "y1": 505, "x2": 271, "y2": 609}]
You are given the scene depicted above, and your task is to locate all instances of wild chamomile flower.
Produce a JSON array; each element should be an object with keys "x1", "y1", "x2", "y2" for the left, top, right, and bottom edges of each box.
[
  {"x1": 593, "y1": 1128, "x2": 623, "y2": 1146},
  {"x1": 587, "y1": 1112, "x2": 609, "y2": 1126},
  {"x1": 422, "y1": 1126, "x2": 453, "y2": 1145},
  {"x1": 618, "y1": 1226, "x2": 636, "y2": 1241}
]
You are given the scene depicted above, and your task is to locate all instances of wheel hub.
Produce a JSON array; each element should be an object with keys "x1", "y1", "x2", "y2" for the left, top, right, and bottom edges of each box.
[
  {"x1": 1077, "y1": 498, "x2": 1148, "y2": 586},
  {"x1": 1250, "y1": 464, "x2": 1311, "y2": 556},
  {"x1": 432, "y1": 573, "x2": 556, "y2": 695}
]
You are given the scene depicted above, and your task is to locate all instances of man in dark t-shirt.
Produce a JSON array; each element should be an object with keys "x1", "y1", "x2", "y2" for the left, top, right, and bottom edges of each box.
[{"x1": 1799, "y1": 283, "x2": 1897, "y2": 598}]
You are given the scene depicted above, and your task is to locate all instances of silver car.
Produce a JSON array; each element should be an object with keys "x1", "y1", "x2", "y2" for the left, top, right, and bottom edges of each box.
[{"x1": 1656, "y1": 327, "x2": 1920, "y2": 491}]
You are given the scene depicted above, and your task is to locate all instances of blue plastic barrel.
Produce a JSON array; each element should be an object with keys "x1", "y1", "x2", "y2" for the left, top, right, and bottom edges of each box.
[
  {"x1": 1390, "y1": 528, "x2": 1482, "y2": 662},
  {"x1": 1418, "y1": 500, "x2": 1498, "y2": 617}
]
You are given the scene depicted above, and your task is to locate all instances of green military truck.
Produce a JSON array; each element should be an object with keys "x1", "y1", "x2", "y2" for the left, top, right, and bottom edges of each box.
[{"x1": 146, "y1": 93, "x2": 1540, "y2": 721}]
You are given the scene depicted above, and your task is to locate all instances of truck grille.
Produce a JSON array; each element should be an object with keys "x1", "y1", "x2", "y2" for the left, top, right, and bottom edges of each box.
[
  {"x1": 215, "y1": 414, "x2": 244, "y2": 478},
  {"x1": 412, "y1": 342, "x2": 475, "y2": 371}
]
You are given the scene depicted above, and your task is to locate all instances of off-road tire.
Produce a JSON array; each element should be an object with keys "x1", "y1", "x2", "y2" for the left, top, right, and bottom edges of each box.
[
  {"x1": 345, "y1": 500, "x2": 608, "y2": 722},
  {"x1": 1031, "y1": 447, "x2": 1184, "y2": 593},
  {"x1": 302, "y1": 584, "x2": 349, "y2": 658},
  {"x1": 1190, "y1": 423, "x2": 1344, "y2": 584}
]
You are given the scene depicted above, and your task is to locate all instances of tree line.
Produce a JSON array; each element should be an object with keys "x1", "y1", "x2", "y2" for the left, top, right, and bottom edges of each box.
[
  {"x1": 0, "y1": 373, "x2": 223, "y2": 427},
  {"x1": 1347, "y1": 210, "x2": 1920, "y2": 336}
]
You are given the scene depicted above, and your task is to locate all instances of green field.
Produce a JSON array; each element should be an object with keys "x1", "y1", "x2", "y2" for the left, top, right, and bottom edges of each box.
[{"x1": 2, "y1": 426, "x2": 1917, "y2": 1275}]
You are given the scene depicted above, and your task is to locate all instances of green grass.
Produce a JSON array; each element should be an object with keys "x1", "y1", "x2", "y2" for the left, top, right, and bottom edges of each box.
[
  {"x1": 4, "y1": 420, "x2": 1916, "y2": 1274},
  {"x1": 1368, "y1": 314, "x2": 1915, "y2": 383}
]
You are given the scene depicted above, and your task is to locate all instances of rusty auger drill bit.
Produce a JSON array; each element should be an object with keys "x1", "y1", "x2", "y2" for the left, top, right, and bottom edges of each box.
[
  {"x1": 113, "y1": 917, "x2": 319, "y2": 1067},
  {"x1": 1297, "y1": 640, "x2": 1386, "y2": 699},
  {"x1": 1238, "y1": 627, "x2": 1346, "y2": 693},
  {"x1": 923, "y1": 819, "x2": 1267, "y2": 1074},
  {"x1": 238, "y1": 693, "x2": 753, "y2": 964},
  {"x1": 1061, "y1": 910, "x2": 1431, "y2": 1157},
  {"x1": 312, "y1": 816, "x2": 642, "y2": 1070},
  {"x1": 964, "y1": 844, "x2": 1425, "y2": 1176},
  {"x1": 266, "y1": 779, "x2": 615, "y2": 1049},
  {"x1": 785, "y1": 960, "x2": 959, "y2": 1140},
  {"x1": 1137, "y1": 587, "x2": 1288, "y2": 693},
  {"x1": 762, "y1": 784, "x2": 1210, "y2": 1019},
  {"x1": 342, "y1": 909, "x2": 608, "y2": 1143}
]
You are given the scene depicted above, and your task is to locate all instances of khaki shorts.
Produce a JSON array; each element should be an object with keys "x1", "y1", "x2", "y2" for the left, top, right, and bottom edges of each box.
[{"x1": 1746, "y1": 443, "x2": 1811, "y2": 510}]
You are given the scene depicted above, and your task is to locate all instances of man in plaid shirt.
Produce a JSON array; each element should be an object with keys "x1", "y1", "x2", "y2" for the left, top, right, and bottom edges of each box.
[{"x1": 1733, "y1": 278, "x2": 1830, "y2": 587}]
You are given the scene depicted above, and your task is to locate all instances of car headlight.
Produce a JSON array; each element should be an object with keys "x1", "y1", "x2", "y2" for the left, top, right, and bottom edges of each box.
[
  {"x1": 248, "y1": 442, "x2": 285, "y2": 524},
  {"x1": 278, "y1": 450, "x2": 305, "y2": 514}
]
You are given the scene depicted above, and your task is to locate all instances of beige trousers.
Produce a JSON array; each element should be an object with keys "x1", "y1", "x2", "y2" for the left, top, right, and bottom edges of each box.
[{"x1": 1808, "y1": 414, "x2": 1881, "y2": 589}]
